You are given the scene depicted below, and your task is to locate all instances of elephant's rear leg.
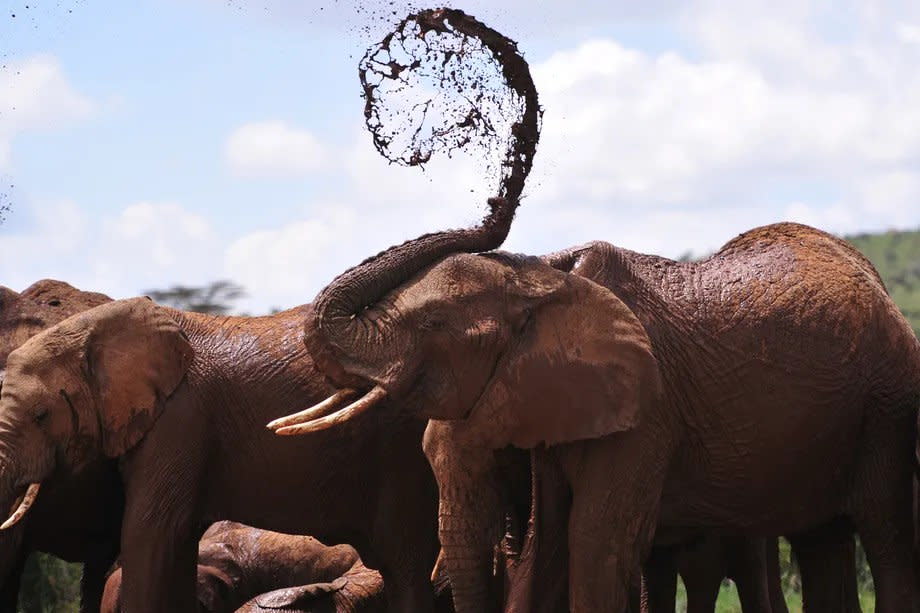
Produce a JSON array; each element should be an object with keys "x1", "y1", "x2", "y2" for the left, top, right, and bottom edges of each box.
[
  {"x1": 789, "y1": 519, "x2": 860, "y2": 613},
  {"x1": 725, "y1": 536, "x2": 782, "y2": 613},
  {"x1": 848, "y1": 403, "x2": 919, "y2": 613}
]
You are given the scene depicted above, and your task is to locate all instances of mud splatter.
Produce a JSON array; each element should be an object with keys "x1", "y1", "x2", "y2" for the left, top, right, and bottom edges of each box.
[
  {"x1": 0, "y1": 183, "x2": 12, "y2": 225},
  {"x1": 359, "y1": 7, "x2": 541, "y2": 203}
]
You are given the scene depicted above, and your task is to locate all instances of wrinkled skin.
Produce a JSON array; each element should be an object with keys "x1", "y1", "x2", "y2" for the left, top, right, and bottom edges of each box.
[
  {"x1": 0, "y1": 280, "x2": 116, "y2": 612},
  {"x1": 101, "y1": 521, "x2": 387, "y2": 613},
  {"x1": 0, "y1": 298, "x2": 441, "y2": 613},
  {"x1": 283, "y1": 199, "x2": 920, "y2": 613}
]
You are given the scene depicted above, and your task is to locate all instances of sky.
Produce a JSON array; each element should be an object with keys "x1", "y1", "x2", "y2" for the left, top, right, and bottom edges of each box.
[{"x1": 1, "y1": 0, "x2": 919, "y2": 313}]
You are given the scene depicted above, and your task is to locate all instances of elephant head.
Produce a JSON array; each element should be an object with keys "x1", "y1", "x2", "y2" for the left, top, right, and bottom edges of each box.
[
  {"x1": 0, "y1": 279, "x2": 110, "y2": 373},
  {"x1": 0, "y1": 297, "x2": 192, "y2": 531},
  {"x1": 0, "y1": 280, "x2": 111, "y2": 587},
  {"x1": 269, "y1": 199, "x2": 660, "y2": 611}
]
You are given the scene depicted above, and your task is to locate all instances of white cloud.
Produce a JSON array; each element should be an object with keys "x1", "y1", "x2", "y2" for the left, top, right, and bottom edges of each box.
[
  {"x1": 0, "y1": 201, "x2": 220, "y2": 300},
  {"x1": 0, "y1": 54, "x2": 94, "y2": 169},
  {"x1": 225, "y1": 205, "x2": 350, "y2": 310},
  {"x1": 225, "y1": 120, "x2": 326, "y2": 177},
  {"x1": 8, "y1": 1, "x2": 920, "y2": 314}
]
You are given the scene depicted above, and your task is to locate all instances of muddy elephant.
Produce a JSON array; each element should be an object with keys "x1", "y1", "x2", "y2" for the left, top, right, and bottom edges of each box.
[
  {"x1": 101, "y1": 521, "x2": 386, "y2": 612},
  {"x1": 0, "y1": 296, "x2": 441, "y2": 612},
  {"x1": 0, "y1": 280, "x2": 118, "y2": 612},
  {"x1": 269, "y1": 196, "x2": 920, "y2": 613}
]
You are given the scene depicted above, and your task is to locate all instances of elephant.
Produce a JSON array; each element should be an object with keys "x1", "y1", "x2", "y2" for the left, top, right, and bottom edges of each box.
[
  {"x1": 0, "y1": 296, "x2": 442, "y2": 612},
  {"x1": 267, "y1": 195, "x2": 920, "y2": 613},
  {"x1": 101, "y1": 520, "x2": 387, "y2": 612},
  {"x1": 643, "y1": 535, "x2": 789, "y2": 613},
  {"x1": 0, "y1": 279, "x2": 118, "y2": 612}
]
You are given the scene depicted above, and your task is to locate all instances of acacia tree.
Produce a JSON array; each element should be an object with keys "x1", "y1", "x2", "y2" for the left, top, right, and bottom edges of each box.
[{"x1": 143, "y1": 280, "x2": 246, "y2": 315}]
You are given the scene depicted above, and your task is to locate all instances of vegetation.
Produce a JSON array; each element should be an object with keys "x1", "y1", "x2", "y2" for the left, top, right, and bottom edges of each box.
[
  {"x1": 847, "y1": 229, "x2": 920, "y2": 336},
  {"x1": 14, "y1": 228, "x2": 920, "y2": 611},
  {"x1": 142, "y1": 280, "x2": 247, "y2": 315}
]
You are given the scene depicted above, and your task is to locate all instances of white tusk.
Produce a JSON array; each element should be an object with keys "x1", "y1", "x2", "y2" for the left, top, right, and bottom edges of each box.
[
  {"x1": 0, "y1": 483, "x2": 40, "y2": 530},
  {"x1": 430, "y1": 548, "x2": 445, "y2": 583},
  {"x1": 266, "y1": 389, "x2": 359, "y2": 431},
  {"x1": 274, "y1": 386, "x2": 387, "y2": 436}
]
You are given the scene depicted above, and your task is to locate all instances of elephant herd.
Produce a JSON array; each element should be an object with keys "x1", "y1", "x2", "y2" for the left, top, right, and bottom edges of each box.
[{"x1": 0, "y1": 196, "x2": 918, "y2": 612}]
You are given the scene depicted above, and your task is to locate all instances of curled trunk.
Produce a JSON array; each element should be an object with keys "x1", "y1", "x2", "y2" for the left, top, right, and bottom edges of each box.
[{"x1": 305, "y1": 197, "x2": 519, "y2": 390}]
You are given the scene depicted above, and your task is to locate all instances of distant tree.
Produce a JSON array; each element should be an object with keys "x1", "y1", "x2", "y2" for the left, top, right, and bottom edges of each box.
[{"x1": 143, "y1": 280, "x2": 247, "y2": 315}]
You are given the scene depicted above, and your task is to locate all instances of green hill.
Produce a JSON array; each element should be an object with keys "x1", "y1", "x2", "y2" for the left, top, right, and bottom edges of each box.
[{"x1": 846, "y1": 228, "x2": 920, "y2": 336}]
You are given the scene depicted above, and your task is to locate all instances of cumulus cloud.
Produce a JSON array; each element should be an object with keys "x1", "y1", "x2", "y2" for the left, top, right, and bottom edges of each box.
[
  {"x1": 9, "y1": 1, "x2": 920, "y2": 313},
  {"x1": 0, "y1": 54, "x2": 94, "y2": 169},
  {"x1": 0, "y1": 201, "x2": 220, "y2": 299},
  {"x1": 225, "y1": 120, "x2": 327, "y2": 177}
]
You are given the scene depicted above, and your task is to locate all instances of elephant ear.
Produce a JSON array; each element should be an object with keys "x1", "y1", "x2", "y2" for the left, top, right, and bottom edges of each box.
[
  {"x1": 481, "y1": 266, "x2": 660, "y2": 448},
  {"x1": 85, "y1": 297, "x2": 194, "y2": 457},
  {"x1": 253, "y1": 578, "x2": 348, "y2": 609}
]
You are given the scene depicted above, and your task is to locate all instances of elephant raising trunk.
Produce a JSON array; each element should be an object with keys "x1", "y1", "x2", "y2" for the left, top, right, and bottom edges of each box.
[{"x1": 273, "y1": 7, "x2": 542, "y2": 432}]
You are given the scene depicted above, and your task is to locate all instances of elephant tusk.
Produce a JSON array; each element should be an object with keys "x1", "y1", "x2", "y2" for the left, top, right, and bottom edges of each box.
[
  {"x1": 0, "y1": 483, "x2": 40, "y2": 530},
  {"x1": 273, "y1": 386, "x2": 387, "y2": 436},
  {"x1": 266, "y1": 389, "x2": 359, "y2": 430},
  {"x1": 430, "y1": 548, "x2": 445, "y2": 583}
]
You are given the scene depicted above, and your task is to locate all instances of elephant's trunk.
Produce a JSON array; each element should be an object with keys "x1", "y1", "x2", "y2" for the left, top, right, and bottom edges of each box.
[
  {"x1": 305, "y1": 196, "x2": 519, "y2": 391},
  {"x1": 331, "y1": 564, "x2": 385, "y2": 613},
  {"x1": 305, "y1": 10, "x2": 541, "y2": 394},
  {"x1": 439, "y1": 500, "x2": 502, "y2": 613}
]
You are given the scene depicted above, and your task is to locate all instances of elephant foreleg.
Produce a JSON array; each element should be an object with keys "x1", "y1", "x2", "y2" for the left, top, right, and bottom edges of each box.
[
  {"x1": 642, "y1": 545, "x2": 680, "y2": 613},
  {"x1": 789, "y1": 519, "x2": 860, "y2": 613},
  {"x1": 562, "y1": 429, "x2": 670, "y2": 613}
]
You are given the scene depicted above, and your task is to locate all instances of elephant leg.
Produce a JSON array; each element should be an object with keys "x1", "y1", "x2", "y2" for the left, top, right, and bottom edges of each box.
[
  {"x1": 119, "y1": 514, "x2": 198, "y2": 613},
  {"x1": 849, "y1": 409, "x2": 919, "y2": 613},
  {"x1": 725, "y1": 536, "x2": 775, "y2": 613},
  {"x1": 642, "y1": 545, "x2": 679, "y2": 613},
  {"x1": 562, "y1": 430, "x2": 668, "y2": 613},
  {"x1": 763, "y1": 538, "x2": 788, "y2": 613},
  {"x1": 80, "y1": 541, "x2": 119, "y2": 613},
  {"x1": 371, "y1": 440, "x2": 439, "y2": 612},
  {"x1": 0, "y1": 552, "x2": 26, "y2": 612},
  {"x1": 789, "y1": 519, "x2": 859, "y2": 613},
  {"x1": 679, "y1": 536, "x2": 725, "y2": 613}
]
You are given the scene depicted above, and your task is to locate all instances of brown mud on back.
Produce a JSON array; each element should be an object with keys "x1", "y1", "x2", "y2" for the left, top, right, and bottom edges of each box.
[{"x1": 359, "y1": 7, "x2": 542, "y2": 204}]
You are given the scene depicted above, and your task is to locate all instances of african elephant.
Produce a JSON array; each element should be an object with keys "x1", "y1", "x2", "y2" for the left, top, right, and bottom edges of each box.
[
  {"x1": 0, "y1": 297, "x2": 442, "y2": 612},
  {"x1": 268, "y1": 196, "x2": 920, "y2": 613},
  {"x1": 0, "y1": 280, "x2": 118, "y2": 612},
  {"x1": 643, "y1": 535, "x2": 788, "y2": 613},
  {"x1": 101, "y1": 521, "x2": 387, "y2": 612}
]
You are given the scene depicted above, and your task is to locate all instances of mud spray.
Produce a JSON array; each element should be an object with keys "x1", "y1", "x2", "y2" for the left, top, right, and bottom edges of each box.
[{"x1": 359, "y1": 7, "x2": 542, "y2": 204}]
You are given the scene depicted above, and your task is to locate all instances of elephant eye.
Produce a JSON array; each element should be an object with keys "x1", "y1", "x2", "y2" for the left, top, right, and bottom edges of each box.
[
  {"x1": 34, "y1": 408, "x2": 49, "y2": 425},
  {"x1": 47, "y1": 300, "x2": 61, "y2": 307}
]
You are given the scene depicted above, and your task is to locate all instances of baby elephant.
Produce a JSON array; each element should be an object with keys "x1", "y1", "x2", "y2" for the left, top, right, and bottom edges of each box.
[{"x1": 101, "y1": 521, "x2": 385, "y2": 613}]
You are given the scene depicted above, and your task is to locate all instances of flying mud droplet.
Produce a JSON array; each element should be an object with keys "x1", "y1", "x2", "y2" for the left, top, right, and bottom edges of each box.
[
  {"x1": 0, "y1": 184, "x2": 12, "y2": 225},
  {"x1": 359, "y1": 7, "x2": 541, "y2": 203}
]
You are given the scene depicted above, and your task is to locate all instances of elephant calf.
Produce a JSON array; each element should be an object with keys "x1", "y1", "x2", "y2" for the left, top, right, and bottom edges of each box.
[{"x1": 101, "y1": 521, "x2": 385, "y2": 612}]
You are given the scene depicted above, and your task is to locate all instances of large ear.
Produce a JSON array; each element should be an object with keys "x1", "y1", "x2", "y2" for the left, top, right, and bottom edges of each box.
[
  {"x1": 85, "y1": 298, "x2": 193, "y2": 457},
  {"x1": 476, "y1": 265, "x2": 660, "y2": 448},
  {"x1": 252, "y1": 578, "x2": 347, "y2": 609}
]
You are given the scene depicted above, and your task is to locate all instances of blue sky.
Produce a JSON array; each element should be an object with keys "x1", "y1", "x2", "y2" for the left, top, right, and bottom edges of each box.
[{"x1": 2, "y1": 0, "x2": 919, "y2": 313}]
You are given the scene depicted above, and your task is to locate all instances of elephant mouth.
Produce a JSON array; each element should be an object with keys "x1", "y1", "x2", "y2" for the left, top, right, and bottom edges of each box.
[{"x1": 0, "y1": 482, "x2": 41, "y2": 530}]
